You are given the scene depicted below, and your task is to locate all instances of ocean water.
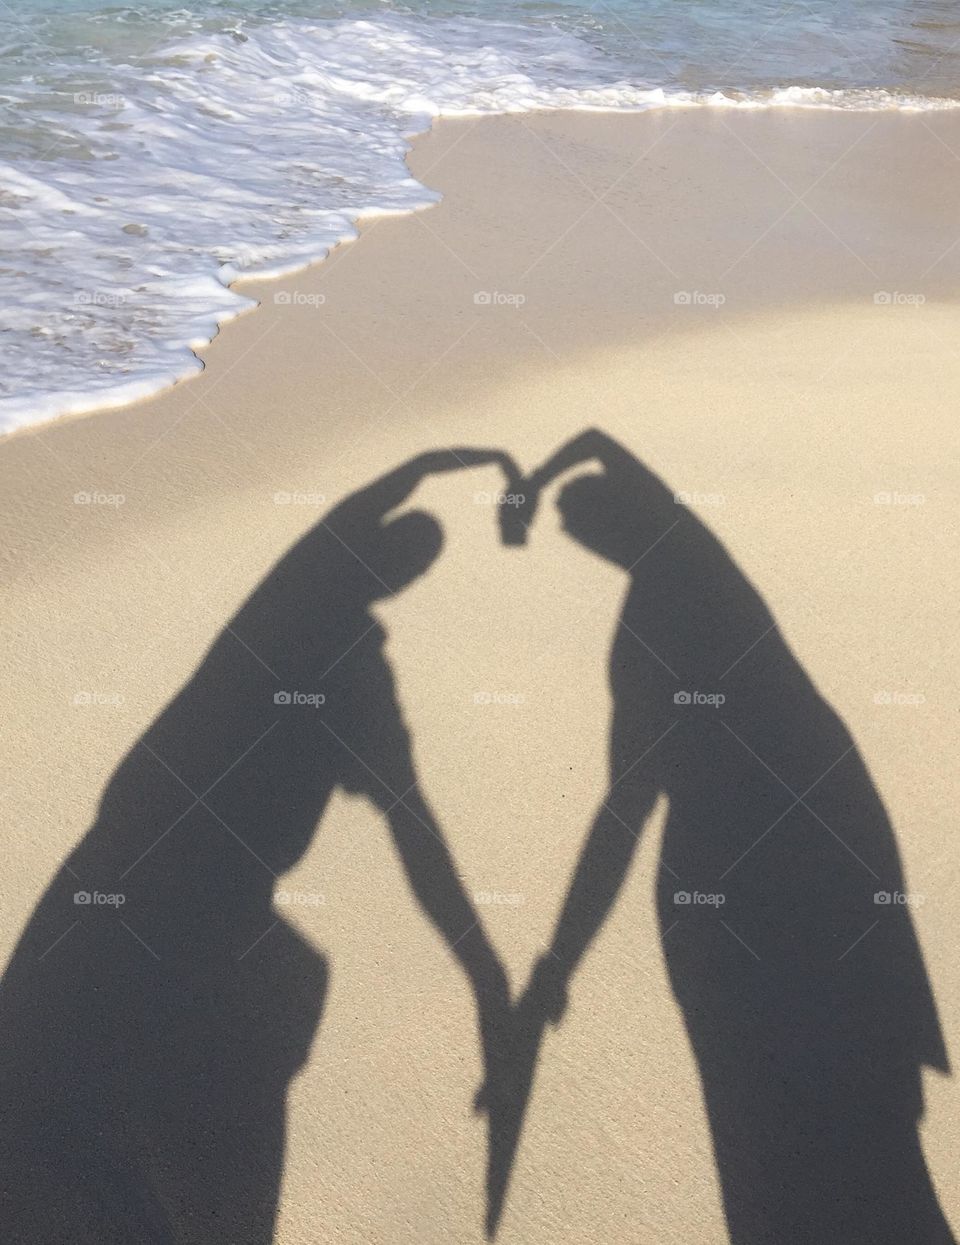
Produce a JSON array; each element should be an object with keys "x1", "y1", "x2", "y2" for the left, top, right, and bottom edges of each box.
[{"x1": 3, "y1": 0, "x2": 960, "y2": 432}]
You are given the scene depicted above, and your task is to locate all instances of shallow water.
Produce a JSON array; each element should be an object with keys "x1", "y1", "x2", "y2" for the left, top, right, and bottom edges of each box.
[{"x1": 3, "y1": 0, "x2": 959, "y2": 431}]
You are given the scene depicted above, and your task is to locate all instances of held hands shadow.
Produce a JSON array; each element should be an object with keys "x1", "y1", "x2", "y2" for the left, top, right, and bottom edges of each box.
[
  {"x1": 484, "y1": 430, "x2": 953, "y2": 1244},
  {"x1": 0, "y1": 448, "x2": 524, "y2": 1245}
]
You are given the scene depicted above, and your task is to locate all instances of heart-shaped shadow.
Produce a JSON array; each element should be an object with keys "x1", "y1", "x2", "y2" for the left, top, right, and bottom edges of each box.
[{"x1": 1, "y1": 434, "x2": 947, "y2": 1245}]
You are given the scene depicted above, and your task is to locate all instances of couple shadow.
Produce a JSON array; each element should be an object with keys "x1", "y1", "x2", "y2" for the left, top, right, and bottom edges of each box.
[{"x1": 0, "y1": 431, "x2": 952, "y2": 1244}]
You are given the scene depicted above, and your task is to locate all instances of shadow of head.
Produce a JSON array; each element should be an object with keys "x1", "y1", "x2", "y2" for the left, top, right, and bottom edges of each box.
[
  {"x1": 556, "y1": 470, "x2": 663, "y2": 570},
  {"x1": 357, "y1": 510, "x2": 444, "y2": 599}
]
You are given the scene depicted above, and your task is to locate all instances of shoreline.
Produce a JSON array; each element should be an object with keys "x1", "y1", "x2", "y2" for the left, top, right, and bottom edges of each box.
[
  {"x1": 7, "y1": 101, "x2": 960, "y2": 441},
  {"x1": 2, "y1": 107, "x2": 959, "y2": 1242}
]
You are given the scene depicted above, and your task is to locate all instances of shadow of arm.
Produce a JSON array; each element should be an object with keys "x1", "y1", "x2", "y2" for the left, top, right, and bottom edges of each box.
[
  {"x1": 339, "y1": 449, "x2": 524, "y2": 523},
  {"x1": 528, "y1": 429, "x2": 634, "y2": 492},
  {"x1": 382, "y1": 787, "x2": 509, "y2": 1004},
  {"x1": 530, "y1": 770, "x2": 659, "y2": 1023}
]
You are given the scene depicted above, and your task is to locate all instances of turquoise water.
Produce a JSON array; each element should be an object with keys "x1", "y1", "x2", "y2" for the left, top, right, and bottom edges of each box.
[
  {"x1": 3, "y1": 0, "x2": 959, "y2": 430},
  {"x1": 8, "y1": 0, "x2": 960, "y2": 96}
]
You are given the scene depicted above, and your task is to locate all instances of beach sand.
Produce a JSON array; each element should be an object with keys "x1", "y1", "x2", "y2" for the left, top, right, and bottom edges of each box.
[{"x1": 1, "y1": 109, "x2": 959, "y2": 1242}]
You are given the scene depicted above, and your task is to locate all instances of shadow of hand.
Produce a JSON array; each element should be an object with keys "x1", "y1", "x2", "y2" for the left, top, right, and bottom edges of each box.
[
  {"x1": 472, "y1": 956, "x2": 571, "y2": 1238},
  {"x1": 473, "y1": 956, "x2": 569, "y2": 1115},
  {"x1": 522, "y1": 954, "x2": 569, "y2": 1028}
]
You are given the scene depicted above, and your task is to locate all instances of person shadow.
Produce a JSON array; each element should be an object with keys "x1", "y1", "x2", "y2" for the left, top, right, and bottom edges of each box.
[
  {"x1": 494, "y1": 429, "x2": 954, "y2": 1243},
  {"x1": 0, "y1": 448, "x2": 518, "y2": 1244}
]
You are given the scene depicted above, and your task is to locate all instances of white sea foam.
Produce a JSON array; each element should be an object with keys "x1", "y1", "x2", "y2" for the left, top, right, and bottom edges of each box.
[{"x1": 2, "y1": 14, "x2": 958, "y2": 433}]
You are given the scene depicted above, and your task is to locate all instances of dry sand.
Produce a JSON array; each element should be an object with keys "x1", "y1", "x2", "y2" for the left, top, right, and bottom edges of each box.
[{"x1": 1, "y1": 109, "x2": 959, "y2": 1242}]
